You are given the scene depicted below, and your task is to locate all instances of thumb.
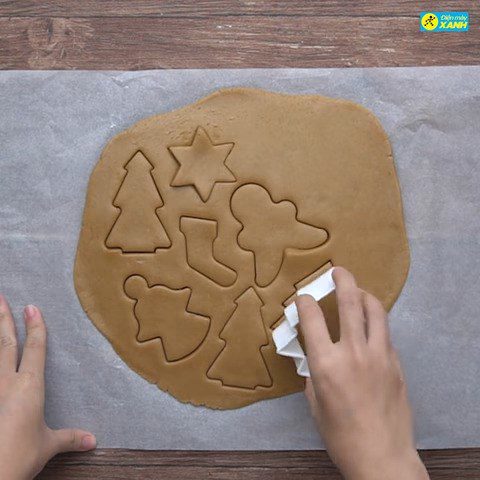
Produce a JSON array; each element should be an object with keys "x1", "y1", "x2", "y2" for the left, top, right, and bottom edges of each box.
[{"x1": 52, "y1": 428, "x2": 97, "y2": 454}]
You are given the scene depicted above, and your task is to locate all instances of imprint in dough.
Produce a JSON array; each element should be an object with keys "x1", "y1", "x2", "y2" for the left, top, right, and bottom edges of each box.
[
  {"x1": 124, "y1": 275, "x2": 210, "y2": 362},
  {"x1": 168, "y1": 127, "x2": 235, "y2": 202},
  {"x1": 105, "y1": 151, "x2": 171, "y2": 252},
  {"x1": 207, "y1": 287, "x2": 273, "y2": 389},
  {"x1": 180, "y1": 216, "x2": 237, "y2": 287},
  {"x1": 283, "y1": 260, "x2": 334, "y2": 309},
  {"x1": 231, "y1": 184, "x2": 329, "y2": 287}
]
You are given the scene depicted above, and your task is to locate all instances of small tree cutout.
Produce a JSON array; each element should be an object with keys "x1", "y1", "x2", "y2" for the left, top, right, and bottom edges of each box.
[
  {"x1": 106, "y1": 151, "x2": 171, "y2": 252},
  {"x1": 207, "y1": 287, "x2": 272, "y2": 389}
]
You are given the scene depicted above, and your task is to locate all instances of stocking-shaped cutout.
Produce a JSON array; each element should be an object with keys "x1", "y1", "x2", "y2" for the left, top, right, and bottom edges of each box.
[
  {"x1": 207, "y1": 287, "x2": 272, "y2": 389},
  {"x1": 106, "y1": 151, "x2": 171, "y2": 252},
  {"x1": 231, "y1": 184, "x2": 329, "y2": 287},
  {"x1": 124, "y1": 275, "x2": 210, "y2": 362},
  {"x1": 180, "y1": 216, "x2": 237, "y2": 287}
]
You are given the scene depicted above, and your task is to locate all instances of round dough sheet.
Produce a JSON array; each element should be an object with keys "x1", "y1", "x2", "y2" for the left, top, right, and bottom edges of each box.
[{"x1": 74, "y1": 88, "x2": 410, "y2": 409}]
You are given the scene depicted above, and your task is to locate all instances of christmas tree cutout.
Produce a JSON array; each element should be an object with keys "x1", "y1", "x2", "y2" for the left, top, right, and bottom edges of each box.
[
  {"x1": 106, "y1": 151, "x2": 171, "y2": 252},
  {"x1": 207, "y1": 287, "x2": 272, "y2": 389}
]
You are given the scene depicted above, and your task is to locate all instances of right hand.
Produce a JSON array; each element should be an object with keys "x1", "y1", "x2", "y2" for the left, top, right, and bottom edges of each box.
[{"x1": 296, "y1": 267, "x2": 429, "y2": 480}]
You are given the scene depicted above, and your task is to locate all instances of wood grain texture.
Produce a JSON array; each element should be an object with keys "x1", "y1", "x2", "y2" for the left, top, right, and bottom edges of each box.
[
  {"x1": 36, "y1": 449, "x2": 480, "y2": 479},
  {"x1": 0, "y1": 1, "x2": 478, "y2": 69},
  {"x1": 0, "y1": 0, "x2": 473, "y2": 17}
]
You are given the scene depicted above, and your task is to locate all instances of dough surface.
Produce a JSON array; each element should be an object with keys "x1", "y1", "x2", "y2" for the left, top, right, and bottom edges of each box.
[{"x1": 74, "y1": 88, "x2": 409, "y2": 409}]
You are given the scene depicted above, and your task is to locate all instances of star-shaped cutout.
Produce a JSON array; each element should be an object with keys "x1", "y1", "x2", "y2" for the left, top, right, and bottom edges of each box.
[{"x1": 168, "y1": 127, "x2": 236, "y2": 202}]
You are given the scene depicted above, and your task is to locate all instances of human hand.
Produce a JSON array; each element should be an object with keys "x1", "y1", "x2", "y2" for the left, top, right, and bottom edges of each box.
[
  {"x1": 296, "y1": 267, "x2": 429, "y2": 480},
  {"x1": 0, "y1": 295, "x2": 96, "y2": 480}
]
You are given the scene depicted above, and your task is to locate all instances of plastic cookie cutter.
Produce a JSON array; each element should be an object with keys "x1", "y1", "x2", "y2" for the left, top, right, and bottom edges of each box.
[{"x1": 272, "y1": 267, "x2": 336, "y2": 377}]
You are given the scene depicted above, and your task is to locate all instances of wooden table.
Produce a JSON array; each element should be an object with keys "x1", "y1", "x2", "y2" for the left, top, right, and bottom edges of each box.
[
  {"x1": 2, "y1": 1, "x2": 479, "y2": 478},
  {"x1": 1, "y1": 0, "x2": 478, "y2": 68}
]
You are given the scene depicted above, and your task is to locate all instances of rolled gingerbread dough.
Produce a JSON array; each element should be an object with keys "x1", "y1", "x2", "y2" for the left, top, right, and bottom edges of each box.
[{"x1": 74, "y1": 88, "x2": 409, "y2": 409}]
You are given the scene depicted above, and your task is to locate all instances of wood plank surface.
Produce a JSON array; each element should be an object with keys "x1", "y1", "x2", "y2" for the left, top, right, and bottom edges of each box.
[
  {"x1": 0, "y1": 0, "x2": 472, "y2": 17},
  {"x1": 0, "y1": 1, "x2": 478, "y2": 69},
  {"x1": 36, "y1": 449, "x2": 480, "y2": 479}
]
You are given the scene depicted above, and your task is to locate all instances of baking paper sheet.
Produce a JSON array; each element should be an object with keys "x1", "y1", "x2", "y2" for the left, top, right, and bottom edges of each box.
[{"x1": 0, "y1": 66, "x2": 479, "y2": 450}]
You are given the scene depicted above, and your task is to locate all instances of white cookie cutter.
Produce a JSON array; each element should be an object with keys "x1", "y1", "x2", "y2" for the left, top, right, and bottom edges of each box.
[{"x1": 272, "y1": 267, "x2": 335, "y2": 377}]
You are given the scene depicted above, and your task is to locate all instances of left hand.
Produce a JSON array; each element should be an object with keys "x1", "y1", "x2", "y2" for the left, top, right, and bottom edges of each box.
[{"x1": 0, "y1": 294, "x2": 96, "y2": 480}]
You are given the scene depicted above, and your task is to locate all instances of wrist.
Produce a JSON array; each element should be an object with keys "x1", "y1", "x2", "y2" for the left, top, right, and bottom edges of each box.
[
  {"x1": 342, "y1": 448, "x2": 429, "y2": 480},
  {"x1": 0, "y1": 454, "x2": 32, "y2": 480},
  {"x1": 1, "y1": 467, "x2": 27, "y2": 480}
]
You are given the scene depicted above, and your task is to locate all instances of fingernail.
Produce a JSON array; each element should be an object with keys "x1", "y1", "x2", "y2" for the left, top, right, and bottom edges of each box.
[
  {"x1": 81, "y1": 435, "x2": 96, "y2": 450},
  {"x1": 295, "y1": 294, "x2": 314, "y2": 304},
  {"x1": 24, "y1": 305, "x2": 37, "y2": 321}
]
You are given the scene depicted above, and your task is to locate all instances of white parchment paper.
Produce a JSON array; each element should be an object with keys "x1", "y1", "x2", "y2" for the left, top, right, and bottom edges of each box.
[{"x1": 0, "y1": 67, "x2": 479, "y2": 449}]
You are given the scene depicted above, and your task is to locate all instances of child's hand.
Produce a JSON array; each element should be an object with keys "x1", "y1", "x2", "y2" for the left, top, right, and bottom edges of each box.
[
  {"x1": 0, "y1": 295, "x2": 96, "y2": 480},
  {"x1": 297, "y1": 267, "x2": 429, "y2": 480}
]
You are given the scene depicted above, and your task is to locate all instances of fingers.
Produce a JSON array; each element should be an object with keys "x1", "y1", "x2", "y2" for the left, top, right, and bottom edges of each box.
[
  {"x1": 304, "y1": 378, "x2": 318, "y2": 413},
  {"x1": 332, "y1": 267, "x2": 366, "y2": 344},
  {"x1": 19, "y1": 305, "x2": 47, "y2": 377},
  {"x1": 52, "y1": 428, "x2": 97, "y2": 454},
  {"x1": 363, "y1": 291, "x2": 391, "y2": 349},
  {"x1": 0, "y1": 294, "x2": 18, "y2": 374},
  {"x1": 296, "y1": 294, "x2": 332, "y2": 365}
]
